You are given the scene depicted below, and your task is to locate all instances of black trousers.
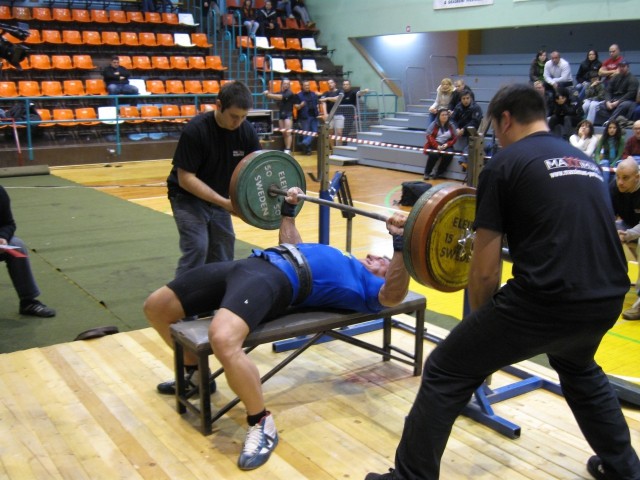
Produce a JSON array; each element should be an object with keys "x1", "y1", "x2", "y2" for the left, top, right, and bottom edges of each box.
[
  {"x1": 393, "y1": 291, "x2": 640, "y2": 479},
  {"x1": 424, "y1": 148, "x2": 454, "y2": 178}
]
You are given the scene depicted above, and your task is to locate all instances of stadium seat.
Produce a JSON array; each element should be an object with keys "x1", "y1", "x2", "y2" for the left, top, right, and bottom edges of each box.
[
  {"x1": 35, "y1": 109, "x2": 56, "y2": 127},
  {"x1": 289, "y1": 80, "x2": 301, "y2": 94},
  {"x1": 169, "y1": 56, "x2": 190, "y2": 70},
  {"x1": 253, "y1": 55, "x2": 270, "y2": 72},
  {"x1": 101, "y1": 31, "x2": 121, "y2": 46},
  {"x1": 119, "y1": 106, "x2": 143, "y2": 123},
  {"x1": 301, "y1": 37, "x2": 322, "y2": 51},
  {"x1": 188, "y1": 56, "x2": 207, "y2": 70},
  {"x1": 145, "y1": 79, "x2": 166, "y2": 94},
  {"x1": 72, "y1": 55, "x2": 96, "y2": 70},
  {"x1": 285, "y1": 58, "x2": 305, "y2": 73},
  {"x1": 236, "y1": 35, "x2": 253, "y2": 49},
  {"x1": 121, "y1": 32, "x2": 139, "y2": 47},
  {"x1": 184, "y1": 80, "x2": 203, "y2": 94},
  {"x1": 109, "y1": 10, "x2": 129, "y2": 24},
  {"x1": 162, "y1": 12, "x2": 179, "y2": 24},
  {"x1": 51, "y1": 55, "x2": 74, "y2": 70},
  {"x1": 180, "y1": 104, "x2": 197, "y2": 118},
  {"x1": 302, "y1": 58, "x2": 323, "y2": 73},
  {"x1": 271, "y1": 57, "x2": 291, "y2": 73},
  {"x1": 118, "y1": 56, "x2": 133, "y2": 69},
  {"x1": 41, "y1": 80, "x2": 63, "y2": 96},
  {"x1": 42, "y1": 30, "x2": 64, "y2": 45},
  {"x1": 269, "y1": 79, "x2": 282, "y2": 92},
  {"x1": 63, "y1": 79, "x2": 86, "y2": 96},
  {"x1": 128, "y1": 79, "x2": 150, "y2": 95},
  {"x1": 202, "y1": 79, "x2": 220, "y2": 94},
  {"x1": 191, "y1": 32, "x2": 212, "y2": 48},
  {"x1": 144, "y1": 12, "x2": 162, "y2": 23},
  {"x1": 25, "y1": 30, "x2": 44, "y2": 45},
  {"x1": 82, "y1": 31, "x2": 102, "y2": 46},
  {"x1": 151, "y1": 56, "x2": 171, "y2": 70},
  {"x1": 62, "y1": 30, "x2": 83, "y2": 45},
  {"x1": 308, "y1": 80, "x2": 319, "y2": 93},
  {"x1": 174, "y1": 33, "x2": 195, "y2": 47},
  {"x1": 255, "y1": 36, "x2": 273, "y2": 50},
  {"x1": 3, "y1": 58, "x2": 30, "y2": 71},
  {"x1": 200, "y1": 104, "x2": 216, "y2": 112},
  {"x1": 156, "y1": 33, "x2": 175, "y2": 47},
  {"x1": 85, "y1": 79, "x2": 107, "y2": 95},
  {"x1": 32, "y1": 7, "x2": 53, "y2": 22},
  {"x1": 71, "y1": 9, "x2": 91, "y2": 23},
  {"x1": 205, "y1": 56, "x2": 228, "y2": 71},
  {"x1": 140, "y1": 105, "x2": 162, "y2": 122},
  {"x1": 127, "y1": 11, "x2": 146, "y2": 23},
  {"x1": 131, "y1": 56, "x2": 152, "y2": 70},
  {"x1": 52, "y1": 109, "x2": 77, "y2": 127},
  {"x1": 162, "y1": 104, "x2": 183, "y2": 122},
  {"x1": 178, "y1": 13, "x2": 198, "y2": 26},
  {"x1": 285, "y1": 38, "x2": 302, "y2": 50},
  {"x1": 0, "y1": 6, "x2": 12, "y2": 20},
  {"x1": 98, "y1": 106, "x2": 123, "y2": 124},
  {"x1": 0, "y1": 81, "x2": 18, "y2": 98},
  {"x1": 90, "y1": 10, "x2": 110, "y2": 23},
  {"x1": 165, "y1": 79, "x2": 185, "y2": 94},
  {"x1": 18, "y1": 80, "x2": 41, "y2": 97},
  {"x1": 12, "y1": 7, "x2": 32, "y2": 21},
  {"x1": 51, "y1": 8, "x2": 72, "y2": 22},
  {"x1": 75, "y1": 107, "x2": 99, "y2": 125},
  {"x1": 138, "y1": 32, "x2": 157, "y2": 47},
  {"x1": 30, "y1": 54, "x2": 53, "y2": 70}
]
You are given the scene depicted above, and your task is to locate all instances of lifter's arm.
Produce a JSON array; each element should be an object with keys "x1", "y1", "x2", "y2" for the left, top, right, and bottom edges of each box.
[
  {"x1": 378, "y1": 213, "x2": 410, "y2": 307},
  {"x1": 468, "y1": 227, "x2": 503, "y2": 311},
  {"x1": 278, "y1": 187, "x2": 304, "y2": 244}
]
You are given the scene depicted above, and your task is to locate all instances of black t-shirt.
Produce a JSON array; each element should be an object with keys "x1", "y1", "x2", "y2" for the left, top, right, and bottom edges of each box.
[
  {"x1": 279, "y1": 89, "x2": 296, "y2": 117},
  {"x1": 610, "y1": 181, "x2": 640, "y2": 228},
  {"x1": 475, "y1": 131, "x2": 628, "y2": 303},
  {"x1": 167, "y1": 111, "x2": 261, "y2": 199}
]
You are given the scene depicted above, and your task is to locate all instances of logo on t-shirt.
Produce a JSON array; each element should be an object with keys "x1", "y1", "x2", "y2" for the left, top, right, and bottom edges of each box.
[{"x1": 544, "y1": 156, "x2": 602, "y2": 180}]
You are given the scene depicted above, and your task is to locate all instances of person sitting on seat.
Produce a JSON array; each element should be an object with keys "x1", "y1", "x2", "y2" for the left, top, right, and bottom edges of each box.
[
  {"x1": 0, "y1": 186, "x2": 55, "y2": 318},
  {"x1": 240, "y1": 0, "x2": 259, "y2": 37},
  {"x1": 547, "y1": 87, "x2": 580, "y2": 140},
  {"x1": 450, "y1": 91, "x2": 483, "y2": 170},
  {"x1": 543, "y1": 51, "x2": 574, "y2": 90},
  {"x1": 622, "y1": 120, "x2": 640, "y2": 162},
  {"x1": 144, "y1": 187, "x2": 409, "y2": 471},
  {"x1": 586, "y1": 61, "x2": 638, "y2": 126},
  {"x1": 594, "y1": 119, "x2": 626, "y2": 168},
  {"x1": 257, "y1": 0, "x2": 279, "y2": 37},
  {"x1": 424, "y1": 107, "x2": 457, "y2": 180},
  {"x1": 599, "y1": 43, "x2": 625, "y2": 81},
  {"x1": 428, "y1": 78, "x2": 454, "y2": 125},
  {"x1": 102, "y1": 56, "x2": 139, "y2": 97},
  {"x1": 449, "y1": 79, "x2": 475, "y2": 110},
  {"x1": 569, "y1": 120, "x2": 598, "y2": 158}
]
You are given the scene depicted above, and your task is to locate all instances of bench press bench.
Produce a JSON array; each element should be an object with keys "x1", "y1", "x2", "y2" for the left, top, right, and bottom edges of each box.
[{"x1": 170, "y1": 290, "x2": 426, "y2": 434}]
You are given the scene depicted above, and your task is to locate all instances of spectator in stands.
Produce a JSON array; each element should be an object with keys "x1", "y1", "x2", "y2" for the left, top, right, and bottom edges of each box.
[
  {"x1": 575, "y1": 50, "x2": 602, "y2": 100},
  {"x1": 423, "y1": 107, "x2": 457, "y2": 180},
  {"x1": 533, "y1": 80, "x2": 553, "y2": 115},
  {"x1": 202, "y1": 0, "x2": 222, "y2": 19},
  {"x1": 548, "y1": 87, "x2": 580, "y2": 140},
  {"x1": 529, "y1": 50, "x2": 549, "y2": 86},
  {"x1": 340, "y1": 79, "x2": 369, "y2": 140},
  {"x1": 599, "y1": 44, "x2": 625, "y2": 81},
  {"x1": 102, "y1": 56, "x2": 139, "y2": 101},
  {"x1": 292, "y1": 0, "x2": 314, "y2": 28},
  {"x1": 594, "y1": 120, "x2": 626, "y2": 172},
  {"x1": 0, "y1": 186, "x2": 56, "y2": 318},
  {"x1": 586, "y1": 61, "x2": 639, "y2": 126},
  {"x1": 451, "y1": 91, "x2": 482, "y2": 171},
  {"x1": 276, "y1": 0, "x2": 294, "y2": 19},
  {"x1": 258, "y1": 1, "x2": 279, "y2": 38},
  {"x1": 449, "y1": 79, "x2": 474, "y2": 110},
  {"x1": 294, "y1": 80, "x2": 319, "y2": 155},
  {"x1": 569, "y1": 120, "x2": 598, "y2": 158},
  {"x1": 241, "y1": 0, "x2": 260, "y2": 37},
  {"x1": 622, "y1": 120, "x2": 640, "y2": 161},
  {"x1": 428, "y1": 77, "x2": 454, "y2": 125},
  {"x1": 610, "y1": 157, "x2": 640, "y2": 320},
  {"x1": 582, "y1": 77, "x2": 606, "y2": 122},
  {"x1": 264, "y1": 78, "x2": 296, "y2": 154},
  {"x1": 543, "y1": 51, "x2": 574, "y2": 90},
  {"x1": 319, "y1": 79, "x2": 344, "y2": 149}
]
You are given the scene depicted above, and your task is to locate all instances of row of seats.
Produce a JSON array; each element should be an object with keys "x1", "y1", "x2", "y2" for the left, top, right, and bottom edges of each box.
[
  {"x1": 0, "y1": 6, "x2": 195, "y2": 26},
  {"x1": 224, "y1": 14, "x2": 316, "y2": 36},
  {"x1": 8, "y1": 30, "x2": 209, "y2": 49},
  {"x1": 267, "y1": 79, "x2": 331, "y2": 95},
  {"x1": 237, "y1": 36, "x2": 322, "y2": 52},
  {"x1": 0, "y1": 78, "x2": 228, "y2": 97},
  {"x1": 259, "y1": 57, "x2": 323, "y2": 74},
  {"x1": 2, "y1": 54, "x2": 97, "y2": 72}
]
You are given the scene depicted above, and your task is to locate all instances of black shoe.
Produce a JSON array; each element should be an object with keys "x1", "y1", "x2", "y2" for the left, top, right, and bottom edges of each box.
[
  {"x1": 19, "y1": 300, "x2": 56, "y2": 318},
  {"x1": 157, "y1": 370, "x2": 217, "y2": 395},
  {"x1": 365, "y1": 469, "x2": 395, "y2": 480},
  {"x1": 586, "y1": 456, "x2": 607, "y2": 480}
]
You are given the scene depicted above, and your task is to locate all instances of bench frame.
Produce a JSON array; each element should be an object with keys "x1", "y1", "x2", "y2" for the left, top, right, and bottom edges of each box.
[{"x1": 170, "y1": 291, "x2": 426, "y2": 435}]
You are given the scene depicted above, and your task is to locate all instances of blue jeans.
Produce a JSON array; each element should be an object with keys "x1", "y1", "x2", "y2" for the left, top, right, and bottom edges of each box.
[
  {"x1": 1, "y1": 236, "x2": 40, "y2": 301},
  {"x1": 392, "y1": 292, "x2": 640, "y2": 479},
  {"x1": 170, "y1": 193, "x2": 235, "y2": 279},
  {"x1": 298, "y1": 116, "x2": 318, "y2": 148}
]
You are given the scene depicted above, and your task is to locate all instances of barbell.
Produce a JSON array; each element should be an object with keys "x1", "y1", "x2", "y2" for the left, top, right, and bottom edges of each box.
[{"x1": 229, "y1": 150, "x2": 476, "y2": 292}]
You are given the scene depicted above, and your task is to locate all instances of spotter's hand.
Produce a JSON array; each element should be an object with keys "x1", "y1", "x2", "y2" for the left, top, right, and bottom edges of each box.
[
  {"x1": 386, "y1": 212, "x2": 406, "y2": 236},
  {"x1": 285, "y1": 187, "x2": 305, "y2": 205}
]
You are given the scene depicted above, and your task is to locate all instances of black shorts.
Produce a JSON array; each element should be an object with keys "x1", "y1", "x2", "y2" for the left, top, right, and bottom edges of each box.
[
  {"x1": 279, "y1": 112, "x2": 291, "y2": 120},
  {"x1": 167, "y1": 258, "x2": 293, "y2": 331}
]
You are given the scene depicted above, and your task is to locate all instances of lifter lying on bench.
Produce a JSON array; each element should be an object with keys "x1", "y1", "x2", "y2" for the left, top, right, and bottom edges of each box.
[{"x1": 143, "y1": 186, "x2": 411, "y2": 471}]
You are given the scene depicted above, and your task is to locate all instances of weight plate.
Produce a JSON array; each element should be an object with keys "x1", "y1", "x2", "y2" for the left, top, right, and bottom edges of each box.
[
  {"x1": 230, "y1": 150, "x2": 307, "y2": 230},
  {"x1": 404, "y1": 183, "x2": 476, "y2": 292}
]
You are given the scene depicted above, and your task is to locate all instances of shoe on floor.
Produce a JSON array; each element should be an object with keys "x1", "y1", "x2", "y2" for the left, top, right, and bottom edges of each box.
[
  {"x1": 19, "y1": 300, "x2": 56, "y2": 318},
  {"x1": 622, "y1": 298, "x2": 640, "y2": 320},
  {"x1": 157, "y1": 369, "x2": 217, "y2": 395},
  {"x1": 586, "y1": 456, "x2": 607, "y2": 480},
  {"x1": 237, "y1": 412, "x2": 279, "y2": 470},
  {"x1": 365, "y1": 469, "x2": 395, "y2": 479}
]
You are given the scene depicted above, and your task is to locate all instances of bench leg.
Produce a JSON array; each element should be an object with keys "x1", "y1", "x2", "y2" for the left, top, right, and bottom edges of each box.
[
  {"x1": 197, "y1": 353, "x2": 213, "y2": 435},
  {"x1": 383, "y1": 315, "x2": 392, "y2": 362},
  {"x1": 413, "y1": 308, "x2": 425, "y2": 376},
  {"x1": 174, "y1": 341, "x2": 187, "y2": 414}
]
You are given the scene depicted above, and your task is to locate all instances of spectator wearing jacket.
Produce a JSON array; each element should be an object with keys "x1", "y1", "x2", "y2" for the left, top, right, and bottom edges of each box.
[{"x1": 423, "y1": 108, "x2": 457, "y2": 180}]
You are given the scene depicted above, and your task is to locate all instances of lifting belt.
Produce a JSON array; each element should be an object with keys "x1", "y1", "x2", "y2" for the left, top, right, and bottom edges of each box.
[{"x1": 267, "y1": 243, "x2": 313, "y2": 305}]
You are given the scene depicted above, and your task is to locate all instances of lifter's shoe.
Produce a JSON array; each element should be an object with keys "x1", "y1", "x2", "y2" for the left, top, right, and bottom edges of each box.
[
  {"x1": 19, "y1": 300, "x2": 56, "y2": 318},
  {"x1": 156, "y1": 370, "x2": 217, "y2": 395},
  {"x1": 365, "y1": 469, "x2": 396, "y2": 479},
  {"x1": 238, "y1": 412, "x2": 279, "y2": 470},
  {"x1": 586, "y1": 456, "x2": 607, "y2": 480},
  {"x1": 621, "y1": 299, "x2": 640, "y2": 320}
]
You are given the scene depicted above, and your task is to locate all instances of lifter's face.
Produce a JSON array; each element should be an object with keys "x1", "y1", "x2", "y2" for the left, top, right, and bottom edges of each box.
[
  {"x1": 215, "y1": 102, "x2": 249, "y2": 130},
  {"x1": 360, "y1": 254, "x2": 390, "y2": 278}
]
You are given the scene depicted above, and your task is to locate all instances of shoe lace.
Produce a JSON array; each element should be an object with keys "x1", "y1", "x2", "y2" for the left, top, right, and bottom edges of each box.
[{"x1": 242, "y1": 422, "x2": 265, "y2": 455}]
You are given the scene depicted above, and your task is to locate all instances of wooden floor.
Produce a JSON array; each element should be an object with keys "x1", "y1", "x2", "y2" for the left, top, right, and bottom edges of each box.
[{"x1": 0, "y1": 156, "x2": 638, "y2": 479}]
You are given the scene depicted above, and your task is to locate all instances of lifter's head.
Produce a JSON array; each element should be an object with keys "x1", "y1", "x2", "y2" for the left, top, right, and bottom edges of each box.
[
  {"x1": 615, "y1": 157, "x2": 640, "y2": 193},
  {"x1": 360, "y1": 255, "x2": 391, "y2": 278}
]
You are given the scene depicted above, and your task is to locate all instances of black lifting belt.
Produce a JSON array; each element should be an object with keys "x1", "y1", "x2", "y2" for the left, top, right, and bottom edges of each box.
[{"x1": 267, "y1": 243, "x2": 313, "y2": 305}]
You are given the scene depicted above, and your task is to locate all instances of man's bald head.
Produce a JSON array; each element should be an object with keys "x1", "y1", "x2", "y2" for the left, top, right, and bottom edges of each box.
[
  {"x1": 616, "y1": 157, "x2": 640, "y2": 193},
  {"x1": 633, "y1": 120, "x2": 640, "y2": 140}
]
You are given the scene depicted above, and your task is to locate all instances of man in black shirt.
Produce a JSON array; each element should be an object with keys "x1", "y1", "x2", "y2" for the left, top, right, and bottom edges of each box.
[
  {"x1": 339, "y1": 79, "x2": 369, "y2": 139},
  {"x1": 102, "y1": 56, "x2": 138, "y2": 97}
]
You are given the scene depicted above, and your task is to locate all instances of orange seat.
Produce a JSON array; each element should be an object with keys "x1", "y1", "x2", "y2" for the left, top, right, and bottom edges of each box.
[
  {"x1": 170, "y1": 56, "x2": 189, "y2": 70},
  {"x1": 308, "y1": 80, "x2": 319, "y2": 93},
  {"x1": 166, "y1": 80, "x2": 185, "y2": 94},
  {"x1": 52, "y1": 109, "x2": 77, "y2": 126},
  {"x1": 0, "y1": 81, "x2": 17, "y2": 98},
  {"x1": 146, "y1": 79, "x2": 166, "y2": 94},
  {"x1": 200, "y1": 103, "x2": 217, "y2": 112},
  {"x1": 82, "y1": 31, "x2": 102, "y2": 46},
  {"x1": 162, "y1": 104, "x2": 182, "y2": 122},
  {"x1": 85, "y1": 78, "x2": 107, "y2": 95},
  {"x1": 184, "y1": 80, "x2": 203, "y2": 94},
  {"x1": 30, "y1": 54, "x2": 53, "y2": 70},
  {"x1": 101, "y1": 32, "x2": 121, "y2": 46},
  {"x1": 191, "y1": 33, "x2": 212, "y2": 48},
  {"x1": 71, "y1": 9, "x2": 91, "y2": 23},
  {"x1": 3, "y1": 57, "x2": 30, "y2": 71},
  {"x1": 290, "y1": 80, "x2": 302, "y2": 94},
  {"x1": 156, "y1": 33, "x2": 175, "y2": 47},
  {"x1": 52, "y1": 8, "x2": 72, "y2": 22},
  {"x1": 0, "y1": 6, "x2": 12, "y2": 20},
  {"x1": 285, "y1": 59, "x2": 305, "y2": 73},
  {"x1": 109, "y1": 10, "x2": 129, "y2": 23},
  {"x1": 285, "y1": 38, "x2": 302, "y2": 50},
  {"x1": 51, "y1": 55, "x2": 74, "y2": 70},
  {"x1": 138, "y1": 32, "x2": 157, "y2": 47},
  {"x1": 144, "y1": 12, "x2": 162, "y2": 23},
  {"x1": 25, "y1": 29, "x2": 44, "y2": 45},
  {"x1": 181, "y1": 104, "x2": 197, "y2": 118},
  {"x1": 269, "y1": 79, "x2": 282, "y2": 92},
  {"x1": 62, "y1": 30, "x2": 83, "y2": 45},
  {"x1": 91, "y1": 10, "x2": 109, "y2": 23},
  {"x1": 127, "y1": 11, "x2": 146, "y2": 23},
  {"x1": 35, "y1": 109, "x2": 56, "y2": 127},
  {"x1": 205, "y1": 55, "x2": 228, "y2": 71},
  {"x1": 75, "y1": 107, "x2": 99, "y2": 125},
  {"x1": 73, "y1": 55, "x2": 96, "y2": 70},
  {"x1": 120, "y1": 32, "x2": 139, "y2": 46},
  {"x1": 41, "y1": 80, "x2": 63, "y2": 96},
  {"x1": 280, "y1": 17, "x2": 301, "y2": 31},
  {"x1": 12, "y1": 7, "x2": 32, "y2": 21},
  {"x1": 188, "y1": 56, "x2": 207, "y2": 70},
  {"x1": 162, "y1": 12, "x2": 179, "y2": 24},
  {"x1": 2, "y1": 31, "x2": 23, "y2": 43},
  {"x1": 117, "y1": 56, "x2": 133, "y2": 70},
  {"x1": 42, "y1": 30, "x2": 63, "y2": 45},
  {"x1": 236, "y1": 36, "x2": 253, "y2": 49},
  {"x1": 119, "y1": 106, "x2": 143, "y2": 123},
  {"x1": 131, "y1": 56, "x2": 152, "y2": 70},
  {"x1": 63, "y1": 79, "x2": 86, "y2": 96},
  {"x1": 151, "y1": 56, "x2": 171, "y2": 69},
  {"x1": 18, "y1": 81, "x2": 41, "y2": 97},
  {"x1": 253, "y1": 55, "x2": 270, "y2": 72},
  {"x1": 32, "y1": 7, "x2": 53, "y2": 21},
  {"x1": 270, "y1": 37, "x2": 286, "y2": 50},
  {"x1": 140, "y1": 105, "x2": 162, "y2": 122},
  {"x1": 202, "y1": 79, "x2": 220, "y2": 94}
]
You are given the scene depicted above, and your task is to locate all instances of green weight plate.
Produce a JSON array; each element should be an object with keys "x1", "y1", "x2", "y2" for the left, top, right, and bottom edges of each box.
[{"x1": 230, "y1": 150, "x2": 307, "y2": 230}]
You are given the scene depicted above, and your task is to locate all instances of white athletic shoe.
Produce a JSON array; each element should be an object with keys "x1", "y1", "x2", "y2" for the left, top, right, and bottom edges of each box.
[{"x1": 237, "y1": 412, "x2": 279, "y2": 470}]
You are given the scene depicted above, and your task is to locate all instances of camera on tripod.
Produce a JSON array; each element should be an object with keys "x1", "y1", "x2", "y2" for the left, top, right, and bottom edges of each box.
[{"x1": 0, "y1": 22, "x2": 31, "y2": 70}]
